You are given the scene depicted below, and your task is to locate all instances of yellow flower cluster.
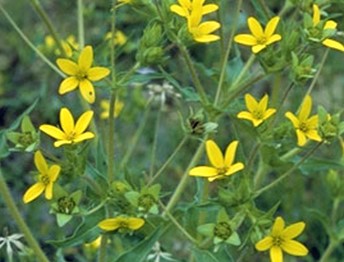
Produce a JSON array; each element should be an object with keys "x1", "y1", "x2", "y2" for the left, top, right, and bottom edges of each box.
[{"x1": 170, "y1": 0, "x2": 220, "y2": 43}]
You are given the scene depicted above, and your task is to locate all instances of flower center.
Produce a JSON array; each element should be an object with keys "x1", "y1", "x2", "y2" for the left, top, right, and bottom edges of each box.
[
  {"x1": 257, "y1": 36, "x2": 267, "y2": 45},
  {"x1": 57, "y1": 196, "x2": 76, "y2": 214},
  {"x1": 299, "y1": 122, "x2": 309, "y2": 133},
  {"x1": 39, "y1": 174, "x2": 50, "y2": 185},
  {"x1": 214, "y1": 221, "x2": 232, "y2": 240},
  {"x1": 217, "y1": 167, "x2": 228, "y2": 176},
  {"x1": 273, "y1": 236, "x2": 283, "y2": 247},
  {"x1": 138, "y1": 194, "x2": 156, "y2": 212},
  {"x1": 253, "y1": 110, "x2": 263, "y2": 120},
  {"x1": 76, "y1": 70, "x2": 88, "y2": 81},
  {"x1": 66, "y1": 131, "x2": 76, "y2": 141}
]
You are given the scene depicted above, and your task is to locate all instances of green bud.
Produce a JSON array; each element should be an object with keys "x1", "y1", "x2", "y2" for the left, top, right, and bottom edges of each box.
[
  {"x1": 291, "y1": 52, "x2": 316, "y2": 84},
  {"x1": 214, "y1": 221, "x2": 232, "y2": 241}
]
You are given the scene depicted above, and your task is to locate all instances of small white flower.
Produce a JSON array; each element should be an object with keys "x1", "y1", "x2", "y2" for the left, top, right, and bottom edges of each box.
[
  {"x1": 146, "y1": 242, "x2": 175, "y2": 262},
  {"x1": 0, "y1": 231, "x2": 26, "y2": 262}
]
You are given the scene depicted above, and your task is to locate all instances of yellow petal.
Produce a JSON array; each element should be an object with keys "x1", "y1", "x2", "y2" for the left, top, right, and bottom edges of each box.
[
  {"x1": 60, "y1": 108, "x2": 75, "y2": 135},
  {"x1": 59, "y1": 77, "x2": 79, "y2": 95},
  {"x1": 206, "y1": 140, "x2": 224, "y2": 168},
  {"x1": 270, "y1": 246, "x2": 283, "y2": 262},
  {"x1": 127, "y1": 217, "x2": 145, "y2": 230},
  {"x1": 306, "y1": 130, "x2": 322, "y2": 142},
  {"x1": 245, "y1": 93, "x2": 259, "y2": 113},
  {"x1": 234, "y1": 34, "x2": 257, "y2": 46},
  {"x1": 285, "y1": 112, "x2": 299, "y2": 128},
  {"x1": 224, "y1": 140, "x2": 239, "y2": 167},
  {"x1": 98, "y1": 218, "x2": 121, "y2": 231},
  {"x1": 49, "y1": 165, "x2": 61, "y2": 182},
  {"x1": 54, "y1": 140, "x2": 73, "y2": 147},
  {"x1": 322, "y1": 39, "x2": 344, "y2": 52},
  {"x1": 79, "y1": 80, "x2": 96, "y2": 104},
  {"x1": 73, "y1": 132, "x2": 95, "y2": 143},
  {"x1": 299, "y1": 95, "x2": 312, "y2": 121},
  {"x1": 88, "y1": 67, "x2": 110, "y2": 81},
  {"x1": 248, "y1": 17, "x2": 264, "y2": 38},
  {"x1": 189, "y1": 166, "x2": 218, "y2": 178},
  {"x1": 312, "y1": 4, "x2": 320, "y2": 26},
  {"x1": 255, "y1": 236, "x2": 273, "y2": 251},
  {"x1": 258, "y1": 94, "x2": 269, "y2": 112},
  {"x1": 170, "y1": 5, "x2": 188, "y2": 17},
  {"x1": 264, "y1": 16, "x2": 280, "y2": 38},
  {"x1": 56, "y1": 59, "x2": 78, "y2": 75},
  {"x1": 281, "y1": 222, "x2": 305, "y2": 239},
  {"x1": 23, "y1": 183, "x2": 45, "y2": 203},
  {"x1": 296, "y1": 129, "x2": 308, "y2": 147},
  {"x1": 281, "y1": 240, "x2": 308, "y2": 256},
  {"x1": 324, "y1": 20, "x2": 337, "y2": 30},
  {"x1": 78, "y1": 46, "x2": 93, "y2": 71},
  {"x1": 45, "y1": 182, "x2": 54, "y2": 200},
  {"x1": 39, "y1": 125, "x2": 66, "y2": 140},
  {"x1": 266, "y1": 34, "x2": 282, "y2": 45},
  {"x1": 74, "y1": 110, "x2": 94, "y2": 135},
  {"x1": 306, "y1": 115, "x2": 318, "y2": 129},
  {"x1": 202, "y1": 4, "x2": 218, "y2": 15},
  {"x1": 194, "y1": 34, "x2": 220, "y2": 43},
  {"x1": 34, "y1": 151, "x2": 48, "y2": 174},
  {"x1": 198, "y1": 21, "x2": 220, "y2": 35},
  {"x1": 225, "y1": 162, "x2": 244, "y2": 176},
  {"x1": 272, "y1": 217, "x2": 285, "y2": 235},
  {"x1": 263, "y1": 108, "x2": 276, "y2": 121},
  {"x1": 237, "y1": 111, "x2": 257, "y2": 126},
  {"x1": 252, "y1": 44, "x2": 266, "y2": 53}
]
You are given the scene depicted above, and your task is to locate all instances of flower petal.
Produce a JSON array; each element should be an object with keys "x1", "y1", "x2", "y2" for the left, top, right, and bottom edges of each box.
[
  {"x1": 60, "y1": 108, "x2": 75, "y2": 135},
  {"x1": 285, "y1": 112, "x2": 299, "y2": 128},
  {"x1": 322, "y1": 39, "x2": 344, "y2": 52},
  {"x1": 270, "y1": 246, "x2": 283, "y2": 262},
  {"x1": 189, "y1": 166, "x2": 218, "y2": 177},
  {"x1": 78, "y1": 46, "x2": 93, "y2": 71},
  {"x1": 127, "y1": 217, "x2": 145, "y2": 230},
  {"x1": 194, "y1": 34, "x2": 220, "y2": 43},
  {"x1": 245, "y1": 93, "x2": 258, "y2": 113},
  {"x1": 263, "y1": 108, "x2": 276, "y2": 121},
  {"x1": 298, "y1": 95, "x2": 312, "y2": 121},
  {"x1": 59, "y1": 77, "x2": 79, "y2": 95},
  {"x1": 266, "y1": 34, "x2": 282, "y2": 45},
  {"x1": 45, "y1": 182, "x2": 54, "y2": 200},
  {"x1": 282, "y1": 222, "x2": 305, "y2": 239},
  {"x1": 296, "y1": 129, "x2": 308, "y2": 147},
  {"x1": 98, "y1": 218, "x2": 121, "y2": 231},
  {"x1": 206, "y1": 140, "x2": 224, "y2": 168},
  {"x1": 272, "y1": 217, "x2": 285, "y2": 236},
  {"x1": 49, "y1": 165, "x2": 61, "y2": 182},
  {"x1": 73, "y1": 132, "x2": 95, "y2": 143},
  {"x1": 202, "y1": 4, "x2": 218, "y2": 15},
  {"x1": 39, "y1": 125, "x2": 66, "y2": 140},
  {"x1": 225, "y1": 162, "x2": 244, "y2": 176},
  {"x1": 74, "y1": 110, "x2": 94, "y2": 135},
  {"x1": 255, "y1": 236, "x2": 273, "y2": 251},
  {"x1": 34, "y1": 151, "x2": 48, "y2": 174},
  {"x1": 248, "y1": 17, "x2": 264, "y2": 38},
  {"x1": 281, "y1": 240, "x2": 309, "y2": 256},
  {"x1": 306, "y1": 130, "x2": 322, "y2": 142},
  {"x1": 23, "y1": 183, "x2": 45, "y2": 203},
  {"x1": 56, "y1": 59, "x2": 78, "y2": 75},
  {"x1": 252, "y1": 44, "x2": 266, "y2": 54},
  {"x1": 324, "y1": 20, "x2": 337, "y2": 30},
  {"x1": 312, "y1": 4, "x2": 320, "y2": 26},
  {"x1": 88, "y1": 67, "x2": 110, "y2": 81},
  {"x1": 79, "y1": 80, "x2": 96, "y2": 104},
  {"x1": 234, "y1": 34, "x2": 257, "y2": 46},
  {"x1": 170, "y1": 5, "x2": 188, "y2": 17},
  {"x1": 258, "y1": 94, "x2": 269, "y2": 112},
  {"x1": 224, "y1": 140, "x2": 239, "y2": 167},
  {"x1": 198, "y1": 21, "x2": 220, "y2": 35},
  {"x1": 54, "y1": 140, "x2": 73, "y2": 147},
  {"x1": 265, "y1": 16, "x2": 280, "y2": 38}
]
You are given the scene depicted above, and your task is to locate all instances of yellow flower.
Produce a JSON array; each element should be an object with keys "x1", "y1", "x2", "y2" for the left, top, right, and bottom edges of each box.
[
  {"x1": 187, "y1": 4, "x2": 220, "y2": 43},
  {"x1": 237, "y1": 94, "x2": 276, "y2": 127},
  {"x1": 100, "y1": 99, "x2": 124, "y2": 119},
  {"x1": 312, "y1": 4, "x2": 344, "y2": 52},
  {"x1": 40, "y1": 107, "x2": 95, "y2": 147},
  {"x1": 84, "y1": 236, "x2": 102, "y2": 250},
  {"x1": 98, "y1": 216, "x2": 145, "y2": 231},
  {"x1": 105, "y1": 31, "x2": 127, "y2": 46},
  {"x1": 44, "y1": 35, "x2": 78, "y2": 57},
  {"x1": 23, "y1": 151, "x2": 61, "y2": 203},
  {"x1": 255, "y1": 216, "x2": 308, "y2": 262},
  {"x1": 234, "y1": 16, "x2": 282, "y2": 54},
  {"x1": 189, "y1": 140, "x2": 244, "y2": 182},
  {"x1": 170, "y1": 0, "x2": 218, "y2": 18},
  {"x1": 56, "y1": 46, "x2": 110, "y2": 104},
  {"x1": 285, "y1": 95, "x2": 321, "y2": 147}
]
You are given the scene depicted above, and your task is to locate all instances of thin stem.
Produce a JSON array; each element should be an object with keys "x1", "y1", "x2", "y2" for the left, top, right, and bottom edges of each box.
[
  {"x1": 98, "y1": 235, "x2": 108, "y2": 262},
  {"x1": 163, "y1": 138, "x2": 206, "y2": 216},
  {"x1": 159, "y1": 201, "x2": 198, "y2": 244},
  {"x1": 254, "y1": 142, "x2": 323, "y2": 198},
  {"x1": 231, "y1": 54, "x2": 256, "y2": 89},
  {"x1": 306, "y1": 48, "x2": 329, "y2": 96},
  {"x1": 253, "y1": 157, "x2": 269, "y2": 190},
  {"x1": 0, "y1": 168, "x2": 49, "y2": 262},
  {"x1": 331, "y1": 197, "x2": 340, "y2": 225},
  {"x1": 0, "y1": 4, "x2": 64, "y2": 77},
  {"x1": 77, "y1": 0, "x2": 85, "y2": 48},
  {"x1": 319, "y1": 240, "x2": 338, "y2": 262},
  {"x1": 148, "y1": 136, "x2": 188, "y2": 186},
  {"x1": 29, "y1": 0, "x2": 66, "y2": 56},
  {"x1": 258, "y1": 0, "x2": 270, "y2": 17},
  {"x1": 214, "y1": 0, "x2": 243, "y2": 106},
  {"x1": 149, "y1": 101, "x2": 163, "y2": 178}
]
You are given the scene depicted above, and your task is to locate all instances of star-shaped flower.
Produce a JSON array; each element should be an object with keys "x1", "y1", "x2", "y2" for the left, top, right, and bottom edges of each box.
[
  {"x1": 40, "y1": 107, "x2": 95, "y2": 147},
  {"x1": 189, "y1": 140, "x2": 244, "y2": 182},
  {"x1": 234, "y1": 16, "x2": 282, "y2": 53},
  {"x1": 23, "y1": 151, "x2": 61, "y2": 203},
  {"x1": 170, "y1": 0, "x2": 218, "y2": 18},
  {"x1": 285, "y1": 95, "x2": 321, "y2": 147},
  {"x1": 57, "y1": 45, "x2": 110, "y2": 103},
  {"x1": 237, "y1": 93, "x2": 276, "y2": 127},
  {"x1": 311, "y1": 4, "x2": 344, "y2": 51},
  {"x1": 100, "y1": 99, "x2": 124, "y2": 119},
  {"x1": 255, "y1": 216, "x2": 308, "y2": 262}
]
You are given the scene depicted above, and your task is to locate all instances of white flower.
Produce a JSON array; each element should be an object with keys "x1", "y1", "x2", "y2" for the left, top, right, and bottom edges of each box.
[
  {"x1": 146, "y1": 242, "x2": 176, "y2": 262},
  {"x1": 0, "y1": 231, "x2": 26, "y2": 262}
]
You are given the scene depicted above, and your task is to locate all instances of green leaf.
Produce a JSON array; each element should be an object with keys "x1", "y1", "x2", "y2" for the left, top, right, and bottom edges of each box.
[
  {"x1": 0, "y1": 131, "x2": 9, "y2": 159},
  {"x1": 197, "y1": 223, "x2": 215, "y2": 237},
  {"x1": 56, "y1": 213, "x2": 73, "y2": 227},
  {"x1": 21, "y1": 115, "x2": 35, "y2": 132},
  {"x1": 115, "y1": 227, "x2": 162, "y2": 262},
  {"x1": 226, "y1": 231, "x2": 241, "y2": 246}
]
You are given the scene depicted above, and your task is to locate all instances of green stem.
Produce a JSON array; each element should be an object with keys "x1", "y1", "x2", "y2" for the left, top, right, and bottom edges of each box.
[
  {"x1": 98, "y1": 235, "x2": 108, "y2": 262},
  {"x1": 163, "y1": 138, "x2": 206, "y2": 216},
  {"x1": 253, "y1": 157, "x2": 269, "y2": 190},
  {"x1": 148, "y1": 136, "x2": 188, "y2": 186},
  {"x1": 319, "y1": 240, "x2": 338, "y2": 262},
  {"x1": 258, "y1": 0, "x2": 270, "y2": 17},
  {"x1": 0, "y1": 4, "x2": 64, "y2": 77},
  {"x1": 214, "y1": 0, "x2": 243, "y2": 106},
  {"x1": 0, "y1": 168, "x2": 49, "y2": 262},
  {"x1": 77, "y1": 0, "x2": 85, "y2": 48},
  {"x1": 305, "y1": 48, "x2": 329, "y2": 96},
  {"x1": 280, "y1": 147, "x2": 302, "y2": 161},
  {"x1": 254, "y1": 142, "x2": 323, "y2": 198},
  {"x1": 29, "y1": 0, "x2": 66, "y2": 56},
  {"x1": 149, "y1": 101, "x2": 163, "y2": 178},
  {"x1": 331, "y1": 197, "x2": 340, "y2": 225},
  {"x1": 231, "y1": 54, "x2": 256, "y2": 89}
]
